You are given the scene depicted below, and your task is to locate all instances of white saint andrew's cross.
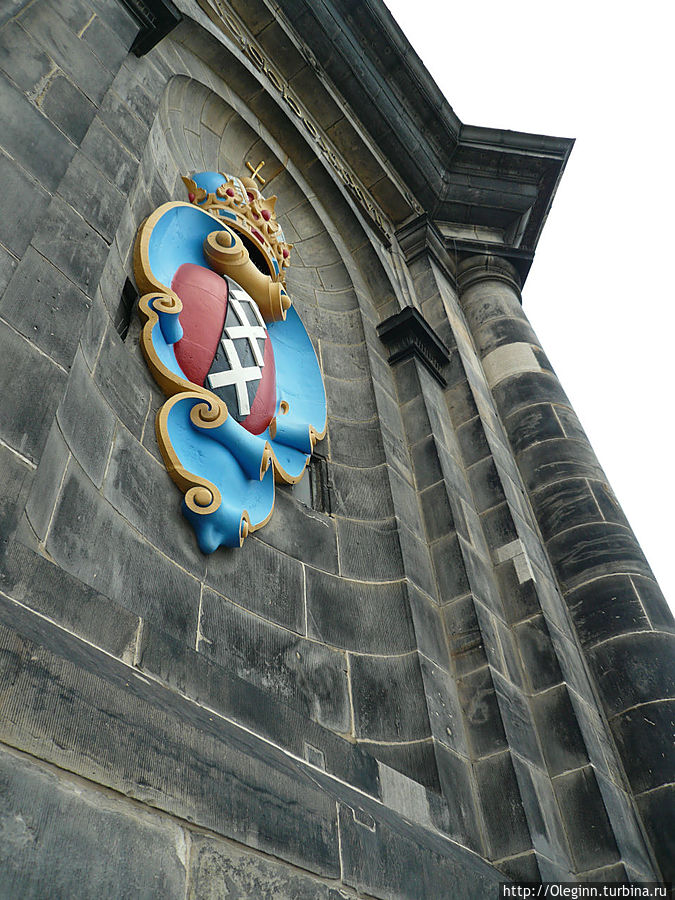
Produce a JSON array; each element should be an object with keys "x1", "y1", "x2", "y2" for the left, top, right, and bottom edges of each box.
[{"x1": 207, "y1": 288, "x2": 268, "y2": 417}]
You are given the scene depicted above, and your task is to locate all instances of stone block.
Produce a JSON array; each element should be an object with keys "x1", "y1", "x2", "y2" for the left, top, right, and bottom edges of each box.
[
  {"x1": 24, "y1": 420, "x2": 69, "y2": 540},
  {"x1": 46, "y1": 459, "x2": 200, "y2": 643},
  {"x1": 323, "y1": 373, "x2": 377, "y2": 422},
  {"x1": 610, "y1": 699, "x2": 675, "y2": 795},
  {"x1": 547, "y1": 522, "x2": 651, "y2": 590},
  {"x1": 457, "y1": 666, "x2": 507, "y2": 758},
  {"x1": 188, "y1": 833, "x2": 345, "y2": 900},
  {"x1": 81, "y1": 117, "x2": 139, "y2": 193},
  {"x1": 419, "y1": 481, "x2": 455, "y2": 542},
  {"x1": 411, "y1": 435, "x2": 443, "y2": 491},
  {"x1": 0, "y1": 320, "x2": 67, "y2": 462},
  {"x1": 474, "y1": 750, "x2": 531, "y2": 859},
  {"x1": 468, "y1": 456, "x2": 505, "y2": 513},
  {"x1": 337, "y1": 799, "x2": 503, "y2": 899},
  {"x1": 306, "y1": 569, "x2": 414, "y2": 655},
  {"x1": 109, "y1": 58, "x2": 161, "y2": 128},
  {"x1": 0, "y1": 540, "x2": 139, "y2": 658},
  {"x1": 0, "y1": 747, "x2": 187, "y2": 899},
  {"x1": 41, "y1": 72, "x2": 97, "y2": 144},
  {"x1": 330, "y1": 461, "x2": 394, "y2": 520},
  {"x1": 0, "y1": 149, "x2": 50, "y2": 259},
  {"x1": 531, "y1": 685, "x2": 588, "y2": 776},
  {"x1": 93, "y1": 328, "x2": 151, "y2": 438},
  {"x1": 513, "y1": 615, "x2": 563, "y2": 691},
  {"x1": 594, "y1": 772, "x2": 655, "y2": 878},
  {"x1": 492, "y1": 670, "x2": 544, "y2": 768},
  {"x1": 632, "y1": 575, "x2": 674, "y2": 632},
  {"x1": 102, "y1": 423, "x2": 206, "y2": 577},
  {"x1": 199, "y1": 588, "x2": 350, "y2": 734},
  {"x1": 19, "y1": 1, "x2": 113, "y2": 104},
  {"x1": 588, "y1": 631, "x2": 675, "y2": 718},
  {"x1": 567, "y1": 574, "x2": 652, "y2": 649},
  {"x1": 80, "y1": 12, "x2": 131, "y2": 73},
  {"x1": 419, "y1": 654, "x2": 468, "y2": 753},
  {"x1": 350, "y1": 651, "x2": 430, "y2": 743},
  {"x1": 443, "y1": 595, "x2": 487, "y2": 675},
  {"x1": 457, "y1": 415, "x2": 491, "y2": 466},
  {"x1": 30, "y1": 195, "x2": 108, "y2": 295},
  {"x1": 0, "y1": 443, "x2": 32, "y2": 550},
  {"x1": 434, "y1": 743, "x2": 484, "y2": 853},
  {"x1": 0, "y1": 20, "x2": 52, "y2": 92},
  {"x1": 511, "y1": 757, "x2": 572, "y2": 870},
  {"x1": 636, "y1": 785, "x2": 675, "y2": 884},
  {"x1": 58, "y1": 151, "x2": 126, "y2": 243},
  {"x1": 205, "y1": 534, "x2": 305, "y2": 632},
  {"x1": 407, "y1": 586, "x2": 450, "y2": 669},
  {"x1": 0, "y1": 72, "x2": 75, "y2": 193},
  {"x1": 336, "y1": 516, "x2": 403, "y2": 581},
  {"x1": 431, "y1": 532, "x2": 471, "y2": 604},
  {"x1": 258, "y1": 489, "x2": 338, "y2": 573},
  {"x1": 0, "y1": 246, "x2": 93, "y2": 369},
  {"x1": 552, "y1": 766, "x2": 619, "y2": 872},
  {"x1": 57, "y1": 350, "x2": 115, "y2": 487},
  {"x1": 398, "y1": 523, "x2": 437, "y2": 598},
  {"x1": 531, "y1": 477, "x2": 603, "y2": 542},
  {"x1": 473, "y1": 314, "x2": 539, "y2": 355},
  {"x1": 493, "y1": 371, "x2": 570, "y2": 416}
]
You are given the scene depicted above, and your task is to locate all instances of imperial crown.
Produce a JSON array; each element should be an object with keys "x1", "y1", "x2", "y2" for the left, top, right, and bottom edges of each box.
[{"x1": 181, "y1": 170, "x2": 293, "y2": 283}]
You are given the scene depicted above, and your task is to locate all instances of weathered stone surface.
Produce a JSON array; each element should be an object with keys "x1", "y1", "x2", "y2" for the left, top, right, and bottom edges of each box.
[
  {"x1": 457, "y1": 666, "x2": 507, "y2": 757},
  {"x1": 46, "y1": 459, "x2": 200, "y2": 643},
  {"x1": 552, "y1": 766, "x2": 619, "y2": 872},
  {"x1": 336, "y1": 515, "x2": 403, "y2": 581},
  {"x1": 0, "y1": 246, "x2": 92, "y2": 368},
  {"x1": 0, "y1": 445, "x2": 32, "y2": 552},
  {"x1": 199, "y1": 588, "x2": 351, "y2": 734},
  {"x1": 188, "y1": 834, "x2": 345, "y2": 900},
  {"x1": 306, "y1": 569, "x2": 414, "y2": 654},
  {"x1": 0, "y1": 71, "x2": 75, "y2": 193},
  {"x1": 474, "y1": 750, "x2": 532, "y2": 859},
  {"x1": 0, "y1": 320, "x2": 67, "y2": 462},
  {"x1": 0, "y1": 747, "x2": 187, "y2": 900},
  {"x1": 337, "y1": 799, "x2": 503, "y2": 899},
  {"x1": 350, "y1": 651, "x2": 430, "y2": 742}
]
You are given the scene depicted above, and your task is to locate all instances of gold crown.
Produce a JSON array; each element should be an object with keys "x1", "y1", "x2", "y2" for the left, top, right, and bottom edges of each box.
[{"x1": 182, "y1": 170, "x2": 293, "y2": 283}]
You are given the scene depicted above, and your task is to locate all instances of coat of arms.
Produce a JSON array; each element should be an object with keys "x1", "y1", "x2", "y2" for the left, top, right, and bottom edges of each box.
[{"x1": 133, "y1": 167, "x2": 327, "y2": 552}]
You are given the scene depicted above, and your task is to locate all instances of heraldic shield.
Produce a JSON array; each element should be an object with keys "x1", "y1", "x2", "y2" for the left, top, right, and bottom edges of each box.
[{"x1": 133, "y1": 169, "x2": 327, "y2": 552}]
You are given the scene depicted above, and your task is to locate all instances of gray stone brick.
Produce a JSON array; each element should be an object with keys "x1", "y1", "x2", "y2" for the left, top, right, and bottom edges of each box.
[
  {"x1": 80, "y1": 12, "x2": 131, "y2": 72},
  {"x1": 0, "y1": 72, "x2": 75, "y2": 192},
  {"x1": 435, "y1": 743, "x2": 484, "y2": 853},
  {"x1": 93, "y1": 327, "x2": 151, "y2": 438},
  {"x1": 336, "y1": 516, "x2": 403, "y2": 581},
  {"x1": 324, "y1": 373, "x2": 377, "y2": 422},
  {"x1": 431, "y1": 533, "x2": 470, "y2": 604},
  {"x1": 19, "y1": 0, "x2": 113, "y2": 104},
  {"x1": 199, "y1": 588, "x2": 350, "y2": 734},
  {"x1": 331, "y1": 461, "x2": 394, "y2": 520},
  {"x1": 0, "y1": 149, "x2": 49, "y2": 259},
  {"x1": 41, "y1": 72, "x2": 97, "y2": 144},
  {"x1": 205, "y1": 534, "x2": 305, "y2": 633},
  {"x1": 492, "y1": 670, "x2": 544, "y2": 768},
  {"x1": 188, "y1": 833, "x2": 346, "y2": 900},
  {"x1": 328, "y1": 416, "x2": 384, "y2": 467},
  {"x1": 0, "y1": 747, "x2": 187, "y2": 899},
  {"x1": 457, "y1": 666, "x2": 507, "y2": 757},
  {"x1": 0, "y1": 320, "x2": 67, "y2": 462},
  {"x1": 513, "y1": 614, "x2": 563, "y2": 691},
  {"x1": 350, "y1": 651, "x2": 430, "y2": 742},
  {"x1": 511, "y1": 757, "x2": 572, "y2": 869},
  {"x1": 58, "y1": 151, "x2": 125, "y2": 243},
  {"x1": 0, "y1": 241, "x2": 17, "y2": 297},
  {"x1": 24, "y1": 419, "x2": 69, "y2": 540},
  {"x1": 46, "y1": 458, "x2": 200, "y2": 643},
  {"x1": 531, "y1": 685, "x2": 588, "y2": 776},
  {"x1": 552, "y1": 766, "x2": 619, "y2": 872},
  {"x1": 474, "y1": 751, "x2": 532, "y2": 859},
  {"x1": 81, "y1": 117, "x2": 139, "y2": 193},
  {"x1": 111, "y1": 58, "x2": 161, "y2": 128},
  {"x1": 259, "y1": 489, "x2": 338, "y2": 573},
  {"x1": 0, "y1": 443, "x2": 33, "y2": 551},
  {"x1": 306, "y1": 568, "x2": 415, "y2": 654},
  {"x1": 0, "y1": 20, "x2": 52, "y2": 92},
  {"x1": 0, "y1": 246, "x2": 91, "y2": 368},
  {"x1": 30, "y1": 195, "x2": 108, "y2": 295},
  {"x1": 0, "y1": 540, "x2": 139, "y2": 658}
]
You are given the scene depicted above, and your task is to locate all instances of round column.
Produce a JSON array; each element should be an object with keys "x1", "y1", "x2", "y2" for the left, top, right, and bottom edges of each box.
[{"x1": 457, "y1": 253, "x2": 675, "y2": 884}]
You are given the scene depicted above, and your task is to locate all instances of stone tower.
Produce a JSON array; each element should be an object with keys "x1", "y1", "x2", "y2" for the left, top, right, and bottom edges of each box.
[{"x1": 0, "y1": 0, "x2": 672, "y2": 895}]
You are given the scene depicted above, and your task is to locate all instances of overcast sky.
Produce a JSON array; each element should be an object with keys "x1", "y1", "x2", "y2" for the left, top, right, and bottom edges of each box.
[{"x1": 384, "y1": 0, "x2": 674, "y2": 608}]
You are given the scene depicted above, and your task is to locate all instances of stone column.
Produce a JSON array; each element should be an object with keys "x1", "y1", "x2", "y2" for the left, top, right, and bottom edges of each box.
[{"x1": 457, "y1": 254, "x2": 675, "y2": 884}]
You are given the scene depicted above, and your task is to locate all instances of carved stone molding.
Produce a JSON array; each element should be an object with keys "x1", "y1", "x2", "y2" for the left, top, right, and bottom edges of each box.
[{"x1": 377, "y1": 306, "x2": 450, "y2": 386}]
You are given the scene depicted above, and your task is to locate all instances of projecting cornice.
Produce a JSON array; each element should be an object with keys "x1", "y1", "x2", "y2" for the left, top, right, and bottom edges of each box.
[{"x1": 265, "y1": 0, "x2": 573, "y2": 281}]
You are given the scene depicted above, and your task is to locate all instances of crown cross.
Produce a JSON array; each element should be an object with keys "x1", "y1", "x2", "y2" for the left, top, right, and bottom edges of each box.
[{"x1": 246, "y1": 160, "x2": 266, "y2": 185}]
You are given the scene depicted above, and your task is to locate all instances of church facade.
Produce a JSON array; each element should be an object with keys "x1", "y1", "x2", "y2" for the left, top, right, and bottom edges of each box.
[{"x1": 0, "y1": 0, "x2": 673, "y2": 895}]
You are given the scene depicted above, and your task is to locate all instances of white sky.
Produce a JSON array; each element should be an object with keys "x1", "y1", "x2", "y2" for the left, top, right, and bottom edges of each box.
[{"x1": 384, "y1": 0, "x2": 675, "y2": 609}]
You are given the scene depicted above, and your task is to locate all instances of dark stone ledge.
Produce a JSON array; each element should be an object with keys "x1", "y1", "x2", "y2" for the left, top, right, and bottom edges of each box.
[{"x1": 377, "y1": 306, "x2": 450, "y2": 386}]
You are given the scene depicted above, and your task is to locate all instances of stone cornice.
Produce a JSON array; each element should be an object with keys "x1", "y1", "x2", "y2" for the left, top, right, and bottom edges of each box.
[{"x1": 377, "y1": 307, "x2": 450, "y2": 386}]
